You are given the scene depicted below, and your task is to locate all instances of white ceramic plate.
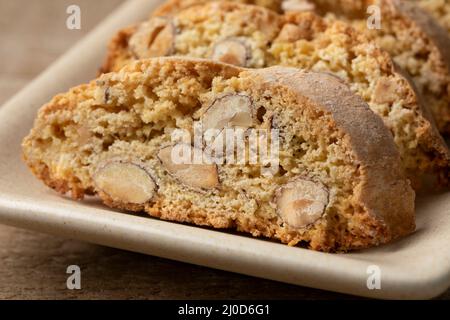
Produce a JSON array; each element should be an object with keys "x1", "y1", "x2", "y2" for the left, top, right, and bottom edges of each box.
[{"x1": 1, "y1": 0, "x2": 449, "y2": 300}]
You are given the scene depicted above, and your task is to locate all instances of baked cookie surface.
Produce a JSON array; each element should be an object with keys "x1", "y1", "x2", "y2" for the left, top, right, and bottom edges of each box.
[
  {"x1": 22, "y1": 57, "x2": 415, "y2": 251},
  {"x1": 415, "y1": 0, "x2": 450, "y2": 33},
  {"x1": 153, "y1": 0, "x2": 450, "y2": 134},
  {"x1": 324, "y1": 0, "x2": 450, "y2": 135},
  {"x1": 102, "y1": 2, "x2": 450, "y2": 188},
  {"x1": 152, "y1": 0, "x2": 283, "y2": 16}
]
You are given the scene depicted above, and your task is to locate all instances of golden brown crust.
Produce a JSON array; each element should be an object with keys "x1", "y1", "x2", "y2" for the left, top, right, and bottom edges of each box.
[
  {"x1": 381, "y1": 0, "x2": 450, "y2": 133},
  {"x1": 390, "y1": 62, "x2": 450, "y2": 186},
  {"x1": 23, "y1": 57, "x2": 415, "y2": 251},
  {"x1": 392, "y1": 0, "x2": 450, "y2": 68},
  {"x1": 292, "y1": 0, "x2": 450, "y2": 134},
  {"x1": 249, "y1": 67, "x2": 415, "y2": 239}
]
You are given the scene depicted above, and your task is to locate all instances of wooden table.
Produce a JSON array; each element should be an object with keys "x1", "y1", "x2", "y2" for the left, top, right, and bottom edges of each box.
[{"x1": 0, "y1": 0, "x2": 448, "y2": 300}]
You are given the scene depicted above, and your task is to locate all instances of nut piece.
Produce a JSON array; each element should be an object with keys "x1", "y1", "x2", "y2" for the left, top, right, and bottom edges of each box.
[
  {"x1": 129, "y1": 17, "x2": 175, "y2": 59},
  {"x1": 276, "y1": 23, "x2": 308, "y2": 42},
  {"x1": 158, "y1": 145, "x2": 219, "y2": 190},
  {"x1": 282, "y1": 0, "x2": 316, "y2": 12},
  {"x1": 276, "y1": 178, "x2": 328, "y2": 229},
  {"x1": 94, "y1": 161, "x2": 157, "y2": 204},
  {"x1": 373, "y1": 77, "x2": 399, "y2": 104},
  {"x1": 202, "y1": 94, "x2": 254, "y2": 131},
  {"x1": 211, "y1": 38, "x2": 250, "y2": 67}
]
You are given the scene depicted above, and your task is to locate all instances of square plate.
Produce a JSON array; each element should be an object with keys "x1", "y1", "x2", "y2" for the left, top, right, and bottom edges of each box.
[{"x1": 1, "y1": 0, "x2": 449, "y2": 300}]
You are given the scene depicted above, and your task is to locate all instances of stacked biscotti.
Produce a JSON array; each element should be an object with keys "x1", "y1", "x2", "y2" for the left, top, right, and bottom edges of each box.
[
  {"x1": 22, "y1": 0, "x2": 450, "y2": 251},
  {"x1": 102, "y1": 1, "x2": 450, "y2": 186},
  {"x1": 151, "y1": 0, "x2": 450, "y2": 133}
]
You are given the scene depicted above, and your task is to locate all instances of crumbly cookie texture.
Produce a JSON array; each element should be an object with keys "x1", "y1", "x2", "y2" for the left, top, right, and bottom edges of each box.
[
  {"x1": 22, "y1": 57, "x2": 415, "y2": 252},
  {"x1": 345, "y1": 0, "x2": 450, "y2": 135},
  {"x1": 151, "y1": 0, "x2": 450, "y2": 134},
  {"x1": 101, "y1": 2, "x2": 450, "y2": 188},
  {"x1": 280, "y1": 0, "x2": 450, "y2": 134},
  {"x1": 151, "y1": 0, "x2": 450, "y2": 33},
  {"x1": 415, "y1": 0, "x2": 450, "y2": 33},
  {"x1": 152, "y1": 0, "x2": 283, "y2": 16}
]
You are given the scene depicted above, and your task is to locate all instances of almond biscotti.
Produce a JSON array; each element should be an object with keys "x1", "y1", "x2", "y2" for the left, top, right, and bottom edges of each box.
[
  {"x1": 336, "y1": 0, "x2": 450, "y2": 134},
  {"x1": 281, "y1": 0, "x2": 450, "y2": 134},
  {"x1": 22, "y1": 58, "x2": 415, "y2": 251},
  {"x1": 155, "y1": 0, "x2": 450, "y2": 134},
  {"x1": 153, "y1": 0, "x2": 450, "y2": 35},
  {"x1": 101, "y1": 2, "x2": 450, "y2": 187}
]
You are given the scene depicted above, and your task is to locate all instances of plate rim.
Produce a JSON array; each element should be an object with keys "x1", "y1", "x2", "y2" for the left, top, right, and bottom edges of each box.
[{"x1": 0, "y1": 0, "x2": 449, "y2": 300}]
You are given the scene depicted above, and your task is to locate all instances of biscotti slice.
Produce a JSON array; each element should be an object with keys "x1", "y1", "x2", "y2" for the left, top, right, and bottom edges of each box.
[
  {"x1": 152, "y1": 0, "x2": 450, "y2": 34},
  {"x1": 101, "y1": 2, "x2": 450, "y2": 187},
  {"x1": 415, "y1": 0, "x2": 450, "y2": 33},
  {"x1": 279, "y1": 0, "x2": 450, "y2": 134},
  {"x1": 22, "y1": 57, "x2": 415, "y2": 251}
]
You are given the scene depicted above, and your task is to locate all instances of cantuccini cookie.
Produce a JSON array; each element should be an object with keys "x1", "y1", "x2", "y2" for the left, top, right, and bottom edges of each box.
[
  {"x1": 22, "y1": 57, "x2": 415, "y2": 251},
  {"x1": 101, "y1": 2, "x2": 450, "y2": 187},
  {"x1": 316, "y1": 0, "x2": 450, "y2": 134},
  {"x1": 154, "y1": 0, "x2": 450, "y2": 134},
  {"x1": 264, "y1": 0, "x2": 450, "y2": 134}
]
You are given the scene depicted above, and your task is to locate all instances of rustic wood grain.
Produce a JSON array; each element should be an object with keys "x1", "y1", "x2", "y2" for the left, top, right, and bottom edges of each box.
[{"x1": 0, "y1": 0, "x2": 448, "y2": 300}]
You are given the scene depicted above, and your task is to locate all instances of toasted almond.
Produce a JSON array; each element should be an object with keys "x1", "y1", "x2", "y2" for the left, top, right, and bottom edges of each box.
[
  {"x1": 276, "y1": 178, "x2": 328, "y2": 228},
  {"x1": 202, "y1": 94, "x2": 254, "y2": 131},
  {"x1": 158, "y1": 145, "x2": 219, "y2": 190},
  {"x1": 129, "y1": 17, "x2": 175, "y2": 59},
  {"x1": 373, "y1": 77, "x2": 400, "y2": 104},
  {"x1": 276, "y1": 23, "x2": 307, "y2": 42},
  {"x1": 211, "y1": 38, "x2": 250, "y2": 67},
  {"x1": 94, "y1": 160, "x2": 157, "y2": 204}
]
